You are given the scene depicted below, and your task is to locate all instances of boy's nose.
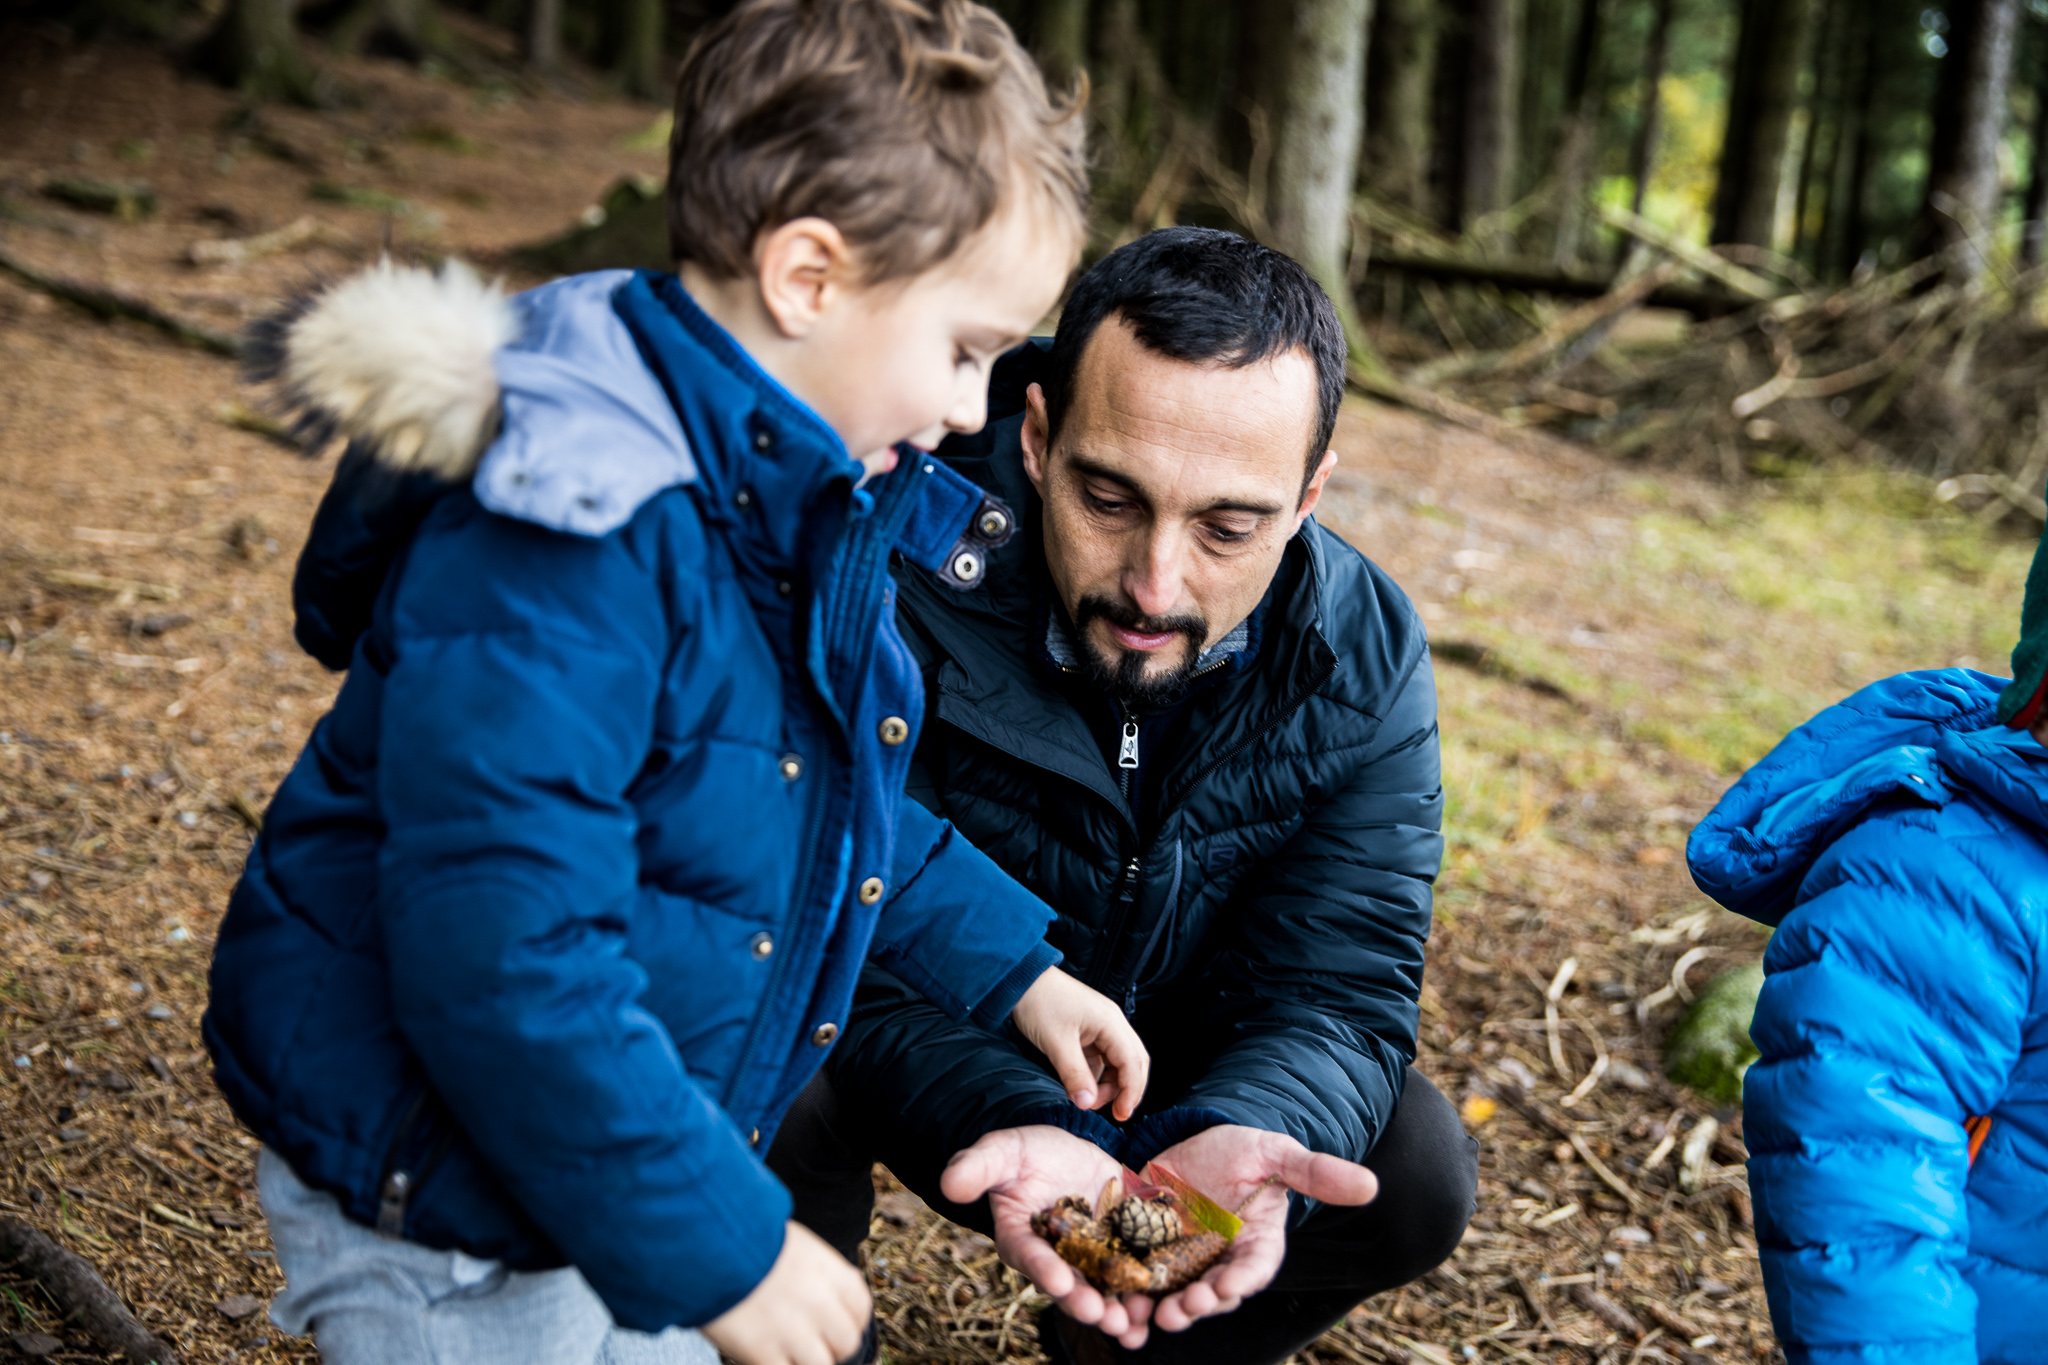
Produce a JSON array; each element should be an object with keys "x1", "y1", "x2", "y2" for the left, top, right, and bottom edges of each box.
[{"x1": 945, "y1": 380, "x2": 990, "y2": 435}]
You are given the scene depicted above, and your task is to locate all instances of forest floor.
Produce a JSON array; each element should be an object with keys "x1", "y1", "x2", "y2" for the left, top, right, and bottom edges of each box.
[{"x1": 0, "y1": 26, "x2": 2035, "y2": 1365}]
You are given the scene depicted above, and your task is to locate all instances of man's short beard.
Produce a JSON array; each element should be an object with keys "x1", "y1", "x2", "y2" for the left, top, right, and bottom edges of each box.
[{"x1": 1072, "y1": 594, "x2": 1209, "y2": 712}]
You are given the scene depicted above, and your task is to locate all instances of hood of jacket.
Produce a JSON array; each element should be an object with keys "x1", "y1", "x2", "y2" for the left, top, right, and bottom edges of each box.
[
  {"x1": 262, "y1": 263, "x2": 1000, "y2": 672},
  {"x1": 1687, "y1": 668, "x2": 2044, "y2": 926},
  {"x1": 263, "y1": 263, "x2": 705, "y2": 668}
]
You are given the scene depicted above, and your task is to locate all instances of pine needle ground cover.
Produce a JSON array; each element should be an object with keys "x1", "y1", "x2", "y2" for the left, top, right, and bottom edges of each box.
[{"x1": 0, "y1": 33, "x2": 2033, "y2": 1365}]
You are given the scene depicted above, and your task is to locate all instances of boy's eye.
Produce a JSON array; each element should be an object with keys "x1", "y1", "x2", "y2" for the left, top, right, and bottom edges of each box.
[{"x1": 955, "y1": 346, "x2": 977, "y2": 368}]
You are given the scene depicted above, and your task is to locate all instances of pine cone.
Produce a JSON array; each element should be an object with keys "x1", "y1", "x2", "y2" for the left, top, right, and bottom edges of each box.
[
  {"x1": 1032, "y1": 1196, "x2": 1105, "y2": 1246},
  {"x1": 1145, "y1": 1230, "x2": 1228, "y2": 1293},
  {"x1": 1107, "y1": 1196, "x2": 1183, "y2": 1255}
]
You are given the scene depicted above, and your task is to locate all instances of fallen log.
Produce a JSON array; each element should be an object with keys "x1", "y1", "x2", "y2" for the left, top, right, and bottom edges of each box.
[
  {"x1": 0, "y1": 1218, "x2": 180, "y2": 1365},
  {"x1": 1363, "y1": 248, "x2": 1747, "y2": 318},
  {"x1": 0, "y1": 243, "x2": 239, "y2": 358}
]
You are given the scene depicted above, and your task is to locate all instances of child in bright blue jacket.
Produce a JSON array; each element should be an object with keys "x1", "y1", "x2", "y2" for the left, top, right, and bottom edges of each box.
[
  {"x1": 202, "y1": 6, "x2": 1148, "y2": 1365},
  {"x1": 1688, "y1": 529, "x2": 2048, "y2": 1365}
]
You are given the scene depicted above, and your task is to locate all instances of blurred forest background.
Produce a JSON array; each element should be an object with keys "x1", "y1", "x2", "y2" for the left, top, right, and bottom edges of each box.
[{"x1": 12, "y1": 0, "x2": 2048, "y2": 521}]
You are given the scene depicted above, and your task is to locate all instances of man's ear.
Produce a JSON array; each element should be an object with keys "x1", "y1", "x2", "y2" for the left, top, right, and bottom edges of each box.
[
  {"x1": 1020, "y1": 382, "x2": 1052, "y2": 497},
  {"x1": 1294, "y1": 448, "x2": 1339, "y2": 527},
  {"x1": 755, "y1": 218, "x2": 853, "y2": 340}
]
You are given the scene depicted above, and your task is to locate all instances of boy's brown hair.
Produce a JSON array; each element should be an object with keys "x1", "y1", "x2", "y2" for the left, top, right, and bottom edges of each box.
[{"x1": 668, "y1": 0, "x2": 1088, "y2": 283}]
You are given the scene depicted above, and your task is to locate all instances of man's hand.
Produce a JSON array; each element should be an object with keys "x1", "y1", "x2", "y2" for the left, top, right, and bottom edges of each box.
[
  {"x1": 1010, "y1": 967, "x2": 1150, "y2": 1120},
  {"x1": 1144, "y1": 1125, "x2": 1378, "y2": 1334},
  {"x1": 940, "y1": 1126, "x2": 1154, "y2": 1349},
  {"x1": 703, "y1": 1221, "x2": 871, "y2": 1365}
]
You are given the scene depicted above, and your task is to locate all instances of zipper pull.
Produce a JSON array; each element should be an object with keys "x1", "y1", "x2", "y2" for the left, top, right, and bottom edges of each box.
[
  {"x1": 376, "y1": 1169, "x2": 411, "y2": 1238},
  {"x1": 1118, "y1": 721, "x2": 1139, "y2": 770}
]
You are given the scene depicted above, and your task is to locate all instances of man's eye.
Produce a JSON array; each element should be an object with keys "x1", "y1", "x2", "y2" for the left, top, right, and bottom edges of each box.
[
  {"x1": 1205, "y1": 524, "x2": 1253, "y2": 545},
  {"x1": 1083, "y1": 489, "x2": 1128, "y2": 514}
]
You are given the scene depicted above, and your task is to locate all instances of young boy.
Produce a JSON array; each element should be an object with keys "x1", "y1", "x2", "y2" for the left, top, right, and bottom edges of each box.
[
  {"x1": 1687, "y1": 530, "x2": 2048, "y2": 1364},
  {"x1": 202, "y1": 5, "x2": 1147, "y2": 1365}
]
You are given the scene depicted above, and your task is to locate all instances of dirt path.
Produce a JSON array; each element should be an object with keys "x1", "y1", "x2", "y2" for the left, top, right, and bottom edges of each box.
[{"x1": 1, "y1": 29, "x2": 2031, "y2": 1365}]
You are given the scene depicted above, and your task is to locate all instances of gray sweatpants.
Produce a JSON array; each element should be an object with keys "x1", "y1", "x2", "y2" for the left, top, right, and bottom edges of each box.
[{"x1": 258, "y1": 1148, "x2": 717, "y2": 1365}]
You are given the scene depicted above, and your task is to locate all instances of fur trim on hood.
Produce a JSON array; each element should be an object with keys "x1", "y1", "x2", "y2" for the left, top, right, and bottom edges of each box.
[{"x1": 247, "y1": 258, "x2": 517, "y2": 480}]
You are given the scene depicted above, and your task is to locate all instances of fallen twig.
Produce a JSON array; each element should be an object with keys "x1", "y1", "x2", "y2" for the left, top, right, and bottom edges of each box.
[
  {"x1": 0, "y1": 241, "x2": 240, "y2": 358},
  {"x1": 0, "y1": 1218, "x2": 180, "y2": 1365}
]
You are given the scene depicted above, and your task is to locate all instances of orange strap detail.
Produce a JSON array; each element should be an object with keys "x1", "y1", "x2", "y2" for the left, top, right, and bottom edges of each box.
[{"x1": 1965, "y1": 1114, "x2": 1993, "y2": 1166}]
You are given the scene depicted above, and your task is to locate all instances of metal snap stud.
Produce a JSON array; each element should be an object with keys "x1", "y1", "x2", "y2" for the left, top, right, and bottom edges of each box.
[
  {"x1": 812, "y1": 1023, "x2": 839, "y2": 1047},
  {"x1": 754, "y1": 430, "x2": 772, "y2": 452},
  {"x1": 976, "y1": 508, "x2": 1010, "y2": 539},
  {"x1": 749, "y1": 932, "x2": 773, "y2": 960},
  {"x1": 878, "y1": 716, "x2": 909, "y2": 746},
  {"x1": 779, "y1": 754, "x2": 803, "y2": 782},
  {"x1": 951, "y1": 550, "x2": 981, "y2": 582},
  {"x1": 775, "y1": 579, "x2": 794, "y2": 598},
  {"x1": 735, "y1": 487, "x2": 755, "y2": 508},
  {"x1": 858, "y1": 876, "x2": 885, "y2": 905}
]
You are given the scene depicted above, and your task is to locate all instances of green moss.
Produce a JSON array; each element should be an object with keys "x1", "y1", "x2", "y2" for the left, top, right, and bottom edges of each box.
[{"x1": 1664, "y1": 963, "x2": 1765, "y2": 1107}]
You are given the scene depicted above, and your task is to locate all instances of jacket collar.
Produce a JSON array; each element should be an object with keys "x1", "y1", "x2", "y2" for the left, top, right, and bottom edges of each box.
[
  {"x1": 612, "y1": 272, "x2": 865, "y2": 569},
  {"x1": 905, "y1": 342, "x2": 1339, "y2": 828}
]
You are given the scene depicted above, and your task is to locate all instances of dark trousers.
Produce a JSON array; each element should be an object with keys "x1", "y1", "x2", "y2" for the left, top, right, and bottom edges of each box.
[{"x1": 767, "y1": 1067, "x2": 1478, "y2": 1365}]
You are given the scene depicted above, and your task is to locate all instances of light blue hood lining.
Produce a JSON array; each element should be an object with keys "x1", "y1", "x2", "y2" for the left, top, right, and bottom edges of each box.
[{"x1": 477, "y1": 271, "x2": 697, "y2": 538}]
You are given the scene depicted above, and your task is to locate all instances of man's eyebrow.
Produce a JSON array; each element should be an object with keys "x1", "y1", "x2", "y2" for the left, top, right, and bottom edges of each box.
[{"x1": 1068, "y1": 454, "x2": 1284, "y2": 517}]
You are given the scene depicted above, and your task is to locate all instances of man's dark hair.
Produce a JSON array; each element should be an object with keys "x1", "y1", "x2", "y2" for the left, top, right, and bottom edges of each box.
[{"x1": 1043, "y1": 227, "x2": 1346, "y2": 493}]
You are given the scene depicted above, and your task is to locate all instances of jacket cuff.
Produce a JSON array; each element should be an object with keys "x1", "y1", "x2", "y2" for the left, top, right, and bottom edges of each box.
[
  {"x1": 1009, "y1": 1101, "x2": 1127, "y2": 1155},
  {"x1": 967, "y1": 941, "x2": 1062, "y2": 1031},
  {"x1": 1119, "y1": 1106, "x2": 1238, "y2": 1170}
]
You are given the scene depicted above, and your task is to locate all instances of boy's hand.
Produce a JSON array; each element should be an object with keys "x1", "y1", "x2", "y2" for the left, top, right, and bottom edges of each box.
[
  {"x1": 1010, "y1": 967, "x2": 1150, "y2": 1119},
  {"x1": 1140, "y1": 1125, "x2": 1378, "y2": 1334},
  {"x1": 941, "y1": 1125, "x2": 1153, "y2": 1349},
  {"x1": 703, "y1": 1221, "x2": 870, "y2": 1365}
]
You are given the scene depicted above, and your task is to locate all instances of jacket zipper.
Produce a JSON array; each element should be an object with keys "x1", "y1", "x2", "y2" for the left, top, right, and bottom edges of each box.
[
  {"x1": 1090, "y1": 705, "x2": 1145, "y2": 994},
  {"x1": 375, "y1": 1091, "x2": 454, "y2": 1238}
]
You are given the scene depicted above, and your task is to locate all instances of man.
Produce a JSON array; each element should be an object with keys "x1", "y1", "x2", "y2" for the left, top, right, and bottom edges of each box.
[{"x1": 769, "y1": 227, "x2": 1476, "y2": 1364}]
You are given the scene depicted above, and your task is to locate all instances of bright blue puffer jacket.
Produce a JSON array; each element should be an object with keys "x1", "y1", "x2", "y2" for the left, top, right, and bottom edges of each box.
[
  {"x1": 1688, "y1": 670, "x2": 2048, "y2": 1365},
  {"x1": 203, "y1": 268, "x2": 1060, "y2": 1331}
]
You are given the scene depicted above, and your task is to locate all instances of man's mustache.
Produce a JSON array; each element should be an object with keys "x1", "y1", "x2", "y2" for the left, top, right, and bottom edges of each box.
[{"x1": 1074, "y1": 594, "x2": 1207, "y2": 647}]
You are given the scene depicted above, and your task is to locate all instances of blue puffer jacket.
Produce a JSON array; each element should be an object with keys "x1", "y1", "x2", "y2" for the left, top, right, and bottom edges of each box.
[
  {"x1": 203, "y1": 268, "x2": 1060, "y2": 1331},
  {"x1": 1688, "y1": 670, "x2": 2048, "y2": 1365}
]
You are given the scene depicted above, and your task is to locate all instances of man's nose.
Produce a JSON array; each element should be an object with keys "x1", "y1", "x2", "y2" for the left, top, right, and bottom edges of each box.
[{"x1": 1121, "y1": 528, "x2": 1186, "y2": 620}]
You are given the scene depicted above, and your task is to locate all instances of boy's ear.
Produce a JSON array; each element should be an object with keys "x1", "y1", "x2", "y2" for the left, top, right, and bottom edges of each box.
[{"x1": 755, "y1": 218, "x2": 855, "y2": 340}]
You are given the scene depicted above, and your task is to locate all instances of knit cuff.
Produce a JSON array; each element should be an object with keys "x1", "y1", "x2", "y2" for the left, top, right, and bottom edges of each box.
[
  {"x1": 1118, "y1": 1106, "x2": 1239, "y2": 1170},
  {"x1": 967, "y1": 941, "x2": 1062, "y2": 1032},
  {"x1": 1009, "y1": 1101, "x2": 1127, "y2": 1155}
]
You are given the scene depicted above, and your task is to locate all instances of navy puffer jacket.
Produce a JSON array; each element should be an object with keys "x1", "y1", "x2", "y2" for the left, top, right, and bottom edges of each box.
[
  {"x1": 830, "y1": 342, "x2": 1443, "y2": 1177},
  {"x1": 1689, "y1": 670, "x2": 2048, "y2": 1364},
  {"x1": 204, "y1": 268, "x2": 1059, "y2": 1331}
]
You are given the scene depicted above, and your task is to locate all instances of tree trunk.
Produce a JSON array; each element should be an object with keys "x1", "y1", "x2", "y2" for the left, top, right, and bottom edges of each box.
[
  {"x1": 1549, "y1": 0, "x2": 1604, "y2": 264},
  {"x1": 1267, "y1": 0, "x2": 1380, "y2": 370},
  {"x1": 1792, "y1": 0, "x2": 1843, "y2": 266},
  {"x1": 1920, "y1": 0, "x2": 2022, "y2": 280},
  {"x1": 1826, "y1": 0, "x2": 1881, "y2": 276},
  {"x1": 2023, "y1": 22, "x2": 2048, "y2": 270},
  {"x1": 1032, "y1": 0, "x2": 1089, "y2": 92},
  {"x1": 1363, "y1": 0, "x2": 1439, "y2": 213},
  {"x1": 1712, "y1": 0, "x2": 1820, "y2": 248},
  {"x1": 524, "y1": 0, "x2": 561, "y2": 74},
  {"x1": 1458, "y1": 0, "x2": 1522, "y2": 237},
  {"x1": 193, "y1": 0, "x2": 322, "y2": 104},
  {"x1": 614, "y1": 0, "x2": 666, "y2": 99},
  {"x1": 1627, "y1": 0, "x2": 1676, "y2": 221}
]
